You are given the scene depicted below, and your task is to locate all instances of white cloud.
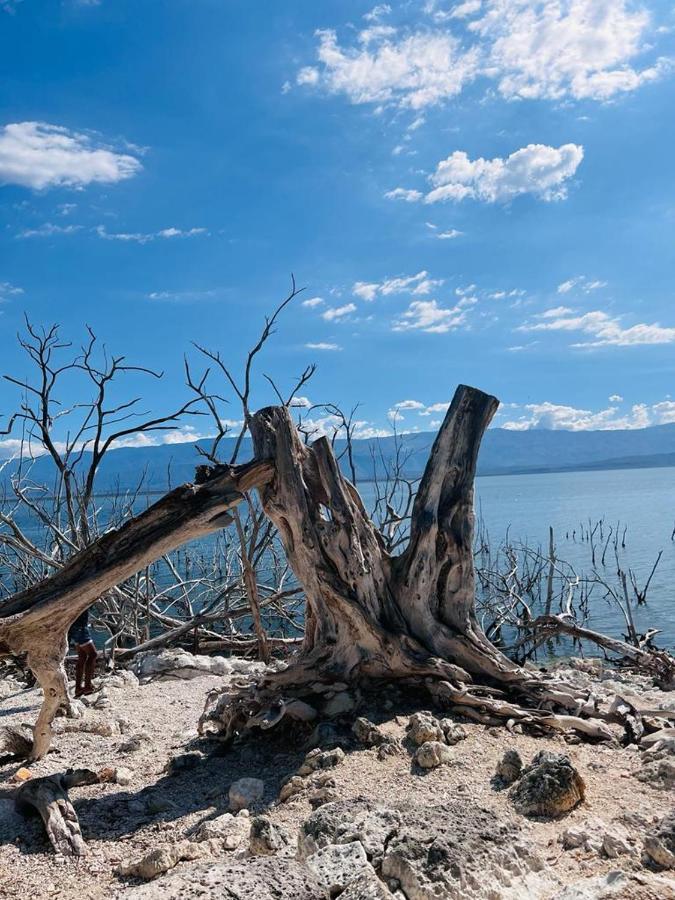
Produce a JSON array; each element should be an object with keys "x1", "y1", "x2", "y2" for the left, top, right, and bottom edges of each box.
[
  {"x1": 364, "y1": 4, "x2": 392, "y2": 22},
  {"x1": 392, "y1": 399, "x2": 426, "y2": 412},
  {"x1": 322, "y1": 302, "x2": 357, "y2": 321},
  {"x1": 305, "y1": 341, "x2": 342, "y2": 351},
  {"x1": 304, "y1": 28, "x2": 480, "y2": 110},
  {"x1": 384, "y1": 187, "x2": 423, "y2": 202},
  {"x1": 289, "y1": 396, "x2": 312, "y2": 408},
  {"x1": 17, "y1": 222, "x2": 83, "y2": 238},
  {"x1": 297, "y1": 2, "x2": 669, "y2": 110},
  {"x1": 0, "y1": 280, "x2": 23, "y2": 302},
  {"x1": 419, "y1": 401, "x2": 451, "y2": 416},
  {"x1": 393, "y1": 298, "x2": 467, "y2": 334},
  {"x1": 353, "y1": 271, "x2": 443, "y2": 301},
  {"x1": 95, "y1": 225, "x2": 207, "y2": 244},
  {"x1": 422, "y1": 143, "x2": 584, "y2": 204},
  {"x1": 473, "y1": 0, "x2": 669, "y2": 102},
  {"x1": 302, "y1": 296, "x2": 325, "y2": 308},
  {"x1": 609, "y1": 394, "x2": 624, "y2": 403},
  {"x1": 501, "y1": 399, "x2": 675, "y2": 431},
  {"x1": 0, "y1": 122, "x2": 141, "y2": 190},
  {"x1": 436, "y1": 228, "x2": 463, "y2": 239},
  {"x1": 557, "y1": 275, "x2": 608, "y2": 294},
  {"x1": 519, "y1": 308, "x2": 675, "y2": 348},
  {"x1": 147, "y1": 289, "x2": 216, "y2": 302}
]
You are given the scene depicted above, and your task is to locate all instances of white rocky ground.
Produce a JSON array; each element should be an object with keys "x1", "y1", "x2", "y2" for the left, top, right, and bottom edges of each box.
[{"x1": 0, "y1": 651, "x2": 673, "y2": 899}]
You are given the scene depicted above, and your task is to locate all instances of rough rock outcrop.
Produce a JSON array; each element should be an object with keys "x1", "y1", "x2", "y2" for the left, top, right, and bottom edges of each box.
[
  {"x1": 509, "y1": 751, "x2": 585, "y2": 818},
  {"x1": 406, "y1": 713, "x2": 444, "y2": 747},
  {"x1": 643, "y1": 810, "x2": 675, "y2": 869}
]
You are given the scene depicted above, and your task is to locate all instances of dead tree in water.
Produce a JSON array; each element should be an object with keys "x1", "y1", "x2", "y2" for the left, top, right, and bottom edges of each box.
[{"x1": 2, "y1": 385, "x2": 674, "y2": 761}]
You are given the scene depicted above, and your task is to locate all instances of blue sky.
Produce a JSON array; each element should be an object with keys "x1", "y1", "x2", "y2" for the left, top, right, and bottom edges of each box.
[{"x1": 1, "y1": 0, "x2": 675, "y2": 453}]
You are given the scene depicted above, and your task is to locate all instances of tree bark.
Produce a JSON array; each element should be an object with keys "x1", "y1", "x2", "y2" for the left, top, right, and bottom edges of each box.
[{"x1": 15, "y1": 768, "x2": 99, "y2": 856}]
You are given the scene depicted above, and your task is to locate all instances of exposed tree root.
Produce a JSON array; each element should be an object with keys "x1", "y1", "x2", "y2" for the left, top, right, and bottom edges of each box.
[{"x1": 15, "y1": 768, "x2": 99, "y2": 856}]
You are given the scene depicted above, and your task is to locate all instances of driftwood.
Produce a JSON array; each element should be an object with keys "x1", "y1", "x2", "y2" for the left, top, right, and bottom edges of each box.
[
  {"x1": 0, "y1": 459, "x2": 272, "y2": 759},
  {"x1": 1, "y1": 384, "x2": 673, "y2": 760},
  {"x1": 15, "y1": 768, "x2": 99, "y2": 856}
]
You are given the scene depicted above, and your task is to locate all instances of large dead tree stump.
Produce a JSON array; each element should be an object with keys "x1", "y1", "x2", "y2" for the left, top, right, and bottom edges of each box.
[{"x1": 202, "y1": 385, "x2": 614, "y2": 742}]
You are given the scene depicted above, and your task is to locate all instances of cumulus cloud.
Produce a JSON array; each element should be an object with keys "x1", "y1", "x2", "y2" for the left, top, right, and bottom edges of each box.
[
  {"x1": 353, "y1": 271, "x2": 443, "y2": 300},
  {"x1": 609, "y1": 394, "x2": 624, "y2": 403},
  {"x1": 384, "y1": 187, "x2": 424, "y2": 202},
  {"x1": 302, "y1": 296, "x2": 325, "y2": 308},
  {"x1": 501, "y1": 399, "x2": 675, "y2": 431},
  {"x1": 0, "y1": 122, "x2": 141, "y2": 190},
  {"x1": 321, "y1": 302, "x2": 357, "y2": 321},
  {"x1": 305, "y1": 342, "x2": 342, "y2": 351},
  {"x1": 418, "y1": 143, "x2": 584, "y2": 204},
  {"x1": 297, "y1": 1, "x2": 669, "y2": 110},
  {"x1": 519, "y1": 307, "x2": 675, "y2": 347},
  {"x1": 393, "y1": 299, "x2": 467, "y2": 333}
]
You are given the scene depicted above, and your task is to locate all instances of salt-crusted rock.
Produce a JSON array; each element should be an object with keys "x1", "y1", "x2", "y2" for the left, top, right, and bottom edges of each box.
[
  {"x1": 298, "y1": 747, "x2": 345, "y2": 776},
  {"x1": 406, "y1": 713, "x2": 444, "y2": 746},
  {"x1": 195, "y1": 811, "x2": 249, "y2": 849},
  {"x1": 249, "y1": 816, "x2": 290, "y2": 856},
  {"x1": 643, "y1": 810, "x2": 675, "y2": 869},
  {"x1": 131, "y1": 649, "x2": 234, "y2": 681},
  {"x1": 495, "y1": 750, "x2": 523, "y2": 786},
  {"x1": 509, "y1": 751, "x2": 585, "y2": 817},
  {"x1": 124, "y1": 857, "x2": 328, "y2": 899},
  {"x1": 229, "y1": 777, "x2": 264, "y2": 811},
  {"x1": 414, "y1": 740, "x2": 454, "y2": 769},
  {"x1": 306, "y1": 841, "x2": 374, "y2": 896}
]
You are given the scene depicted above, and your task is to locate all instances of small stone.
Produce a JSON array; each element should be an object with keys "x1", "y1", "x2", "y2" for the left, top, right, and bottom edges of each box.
[
  {"x1": 229, "y1": 776, "x2": 264, "y2": 811},
  {"x1": 10, "y1": 767, "x2": 32, "y2": 783},
  {"x1": 323, "y1": 692, "x2": 357, "y2": 717},
  {"x1": 439, "y1": 719, "x2": 467, "y2": 745},
  {"x1": 114, "y1": 766, "x2": 133, "y2": 786},
  {"x1": 643, "y1": 811, "x2": 675, "y2": 869},
  {"x1": 562, "y1": 818, "x2": 607, "y2": 854},
  {"x1": 353, "y1": 718, "x2": 385, "y2": 747},
  {"x1": 165, "y1": 751, "x2": 204, "y2": 775},
  {"x1": 377, "y1": 739, "x2": 402, "y2": 760},
  {"x1": 298, "y1": 747, "x2": 345, "y2": 777},
  {"x1": 415, "y1": 741, "x2": 454, "y2": 769},
  {"x1": 509, "y1": 751, "x2": 585, "y2": 818},
  {"x1": 310, "y1": 788, "x2": 340, "y2": 808},
  {"x1": 495, "y1": 750, "x2": 523, "y2": 786},
  {"x1": 279, "y1": 775, "x2": 306, "y2": 803},
  {"x1": 306, "y1": 841, "x2": 374, "y2": 896},
  {"x1": 118, "y1": 732, "x2": 151, "y2": 754},
  {"x1": 249, "y1": 816, "x2": 289, "y2": 855},
  {"x1": 195, "y1": 812, "x2": 248, "y2": 849},
  {"x1": 119, "y1": 847, "x2": 178, "y2": 880},
  {"x1": 406, "y1": 713, "x2": 444, "y2": 746}
]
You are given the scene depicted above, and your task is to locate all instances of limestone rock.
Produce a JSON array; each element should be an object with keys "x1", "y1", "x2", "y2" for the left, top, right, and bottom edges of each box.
[
  {"x1": 229, "y1": 777, "x2": 264, "y2": 812},
  {"x1": 439, "y1": 719, "x2": 467, "y2": 745},
  {"x1": 125, "y1": 857, "x2": 328, "y2": 899},
  {"x1": 131, "y1": 649, "x2": 234, "y2": 681},
  {"x1": 643, "y1": 811, "x2": 675, "y2": 869},
  {"x1": 114, "y1": 766, "x2": 133, "y2": 786},
  {"x1": 414, "y1": 740, "x2": 454, "y2": 769},
  {"x1": 550, "y1": 870, "x2": 627, "y2": 899},
  {"x1": 495, "y1": 750, "x2": 523, "y2": 786},
  {"x1": 195, "y1": 811, "x2": 249, "y2": 849},
  {"x1": 509, "y1": 751, "x2": 585, "y2": 817},
  {"x1": 119, "y1": 841, "x2": 202, "y2": 881},
  {"x1": 637, "y1": 739, "x2": 675, "y2": 791},
  {"x1": 305, "y1": 841, "x2": 374, "y2": 896},
  {"x1": 298, "y1": 747, "x2": 345, "y2": 777},
  {"x1": 406, "y1": 713, "x2": 444, "y2": 746},
  {"x1": 339, "y1": 873, "x2": 396, "y2": 899},
  {"x1": 249, "y1": 816, "x2": 290, "y2": 856},
  {"x1": 299, "y1": 799, "x2": 402, "y2": 861}
]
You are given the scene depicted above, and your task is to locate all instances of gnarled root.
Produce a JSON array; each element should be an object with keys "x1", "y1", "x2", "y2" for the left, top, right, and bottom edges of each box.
[{"x1": 15, "y1": 768, "x2": 99, "y2": 856}]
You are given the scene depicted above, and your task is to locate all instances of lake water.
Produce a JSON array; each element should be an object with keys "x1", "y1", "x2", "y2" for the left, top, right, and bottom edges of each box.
[{"x1": 470, "y1": 466, "x2": 674, "y2": 649}]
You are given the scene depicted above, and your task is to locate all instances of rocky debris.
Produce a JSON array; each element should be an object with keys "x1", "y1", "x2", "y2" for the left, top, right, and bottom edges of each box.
[
  {"x1": 93, "y1": 688, "x2": 112, "y2": 710},
  {"x1": 118, "y1": 731, "x2": 152, "y2": 754},
  {"x1": 249, "y1": 816, "x2": 290, "y2": 856},
  {"x1": 298, "y1": 747, "x2": 345, "y2": 776},
  {"x1": 640, "y1": 727, "x2": 675, "y2": 749},
  {"x1": 194, "y1": 811, "x2": 249, "y2": 849},
  {"x1": 113, "y1": 765, "x2": 133, "y2": 786},
  {"x1": 229, "y1": 776, "x2": 264, "y2": 811},
  {"x1": 406, "y1": 713, "x2": 444, "y2": 746},
  {"x1": 562, "y1": 818, "x2": 636, "y2": 858},
  {"x1": 118, "y1": 841, "x2": 203, "y2": 880},
  {"x1": 130, "y1": 649, "x2": 234, "y2": 681},
  {"x1": 637, "y1": 738, "x2": 675, "y2": 791},
  {"x1": 164, "y1": 751, "x2": 204, "y2": 775},
  {"x1": 0, "y1": 724, "x2": 33, "y2": 761},
  {"x1": 550, "y1": 870, "x2": 627, "y2": 899},
  {"x1": 54, "y1": 718, "x2": 121, "y2": 737},
  {"x1": 439, "y1": 719, "x2": 467, "y2": 745},
  {"x1": 305, "y1": 841, "x2": 375, "y2": 896},
  {"x1": 105, "y1": 669, "x2": 140, "y2": 690},
  {"x1": 353, "y1": 718, "x2": 386, "y2": 747},
  {"x1": 310, "y1": 786, "x2": 340, "y2": 808},
  {"x1": 124, "y1": 857, "x2": 329, "y2": 899},
  {"x1": 509, "y1": 751, "x2": 585, "y2": 818},
  {"x1": 299, "y1": 798, "x2": 541, "y2": 900},
  {"x1": 495, "y1": 750, "x2": 523, "y2": 786},
  {"x1": 643, "y1": 810, "x2": 675, "y2": 869},
  {"x1": 414, "y1": 740, "x2": 454, "y2": 769},
  {"x1": 339, "y1": 873, "x2": 396, "y2": 899},
  {"x1": 279, "y1": 772, "x2": 337, "y2": 804}
]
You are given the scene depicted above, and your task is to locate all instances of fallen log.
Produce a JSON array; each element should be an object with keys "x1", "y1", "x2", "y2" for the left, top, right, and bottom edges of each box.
[{"x1": 15, "y1": 768, "x2": 99, "y2": 856}]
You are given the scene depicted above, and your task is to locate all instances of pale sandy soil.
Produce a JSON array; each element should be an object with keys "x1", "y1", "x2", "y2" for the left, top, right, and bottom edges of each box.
[{"x1": 0, "y1": 662, "x2": 673, "y2": 899}]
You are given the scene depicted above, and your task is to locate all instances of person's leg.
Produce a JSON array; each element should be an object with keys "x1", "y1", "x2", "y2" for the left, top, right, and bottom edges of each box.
[
  {"x1": 83, "y1": 641, "x2": 97, "y2": 693},
  {"x1": 75, "y1": 644, "x2": 87, "y2": 696}
]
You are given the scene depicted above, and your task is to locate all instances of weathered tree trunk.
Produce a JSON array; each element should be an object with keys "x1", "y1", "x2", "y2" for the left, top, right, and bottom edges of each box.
[
  {"x1": 0, "y1": 459, "x2": 272, "y2": 759},
  {"x1": 202, "y1": 386, "x2": 615, "y2": 742}
]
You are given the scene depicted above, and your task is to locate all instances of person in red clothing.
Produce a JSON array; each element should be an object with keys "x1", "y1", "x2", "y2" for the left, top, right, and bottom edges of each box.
[{"x1": 68, "y1": 608, "x2": 97, "y2": 696}]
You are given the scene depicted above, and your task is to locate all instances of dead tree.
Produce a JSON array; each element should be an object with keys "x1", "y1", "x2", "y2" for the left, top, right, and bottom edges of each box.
[{"x1": 15, "y1": 768, "x2": 99, "y2": 856}]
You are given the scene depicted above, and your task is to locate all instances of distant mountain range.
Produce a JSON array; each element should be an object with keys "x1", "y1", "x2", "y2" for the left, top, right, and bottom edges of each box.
[{"x1": 2, "y1": 423, "x2": 675, "y2": 493}]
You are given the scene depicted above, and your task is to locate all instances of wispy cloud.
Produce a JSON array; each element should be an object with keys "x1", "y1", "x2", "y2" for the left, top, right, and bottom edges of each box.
[
  {"x1": 321, "y1": 302, "x2": 356, "y2": 321},
  {"x1": 301, "y1": 296, "x2": 325, "y2": 308},
  {"x1": 0, "y1": 280, "x2": 24, "y2": 302},
  {"x1": 557, "y1": 275, "x2": 608, "y2": 294},
  {"x1": 305, "y1": 341, "x2": 342, "y2": 351},
  {"x1": 0, "y1": 122, "x2": 141, "y2": 190},
  {"x1": 17, "y1": 222, "x2": 83, "y2": 238},
  {"x1": 95, "y1": 225, "x2": 208, "y2": 244},
  {"x1": 353, "y1": 271, "x2": 443, "y2": 301},
  {"x1": 519, "y1": 307, "x2": 675, "y2": 348}
]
